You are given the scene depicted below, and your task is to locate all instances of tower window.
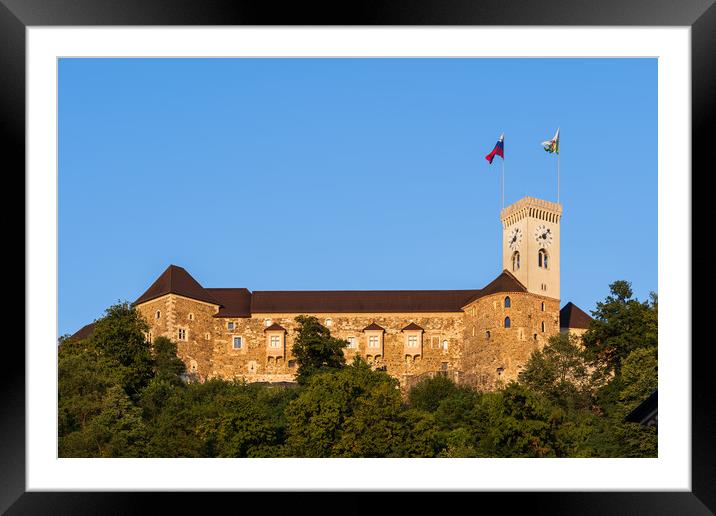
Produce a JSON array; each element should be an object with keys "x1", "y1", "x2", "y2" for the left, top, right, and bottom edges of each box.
[
  {"x1": 538, "y1": 249, "x2": 549, "y2": 269},
  {"x1": 512, "y1": 251, "x2": 520, "y2": 271},
  {"x1": 232, "y1": 336, "x2": 243, "y2": 349},
  {"x1": 504, "y1": 296, "x2": 511, "y2": 308},
  {"x1": 541, "y1": 302, "x2": 545, "y2": 311},
  {"x1": 178, "y1": 328, "x2": 187, "y2": 341},
  {"x1": 541, "y1": 321, "x2": 545, "y2": 332},
  {"x1": 486, "y1": 330, "x2": 491, "y2": 340},
  {"x1": 156, "y1": 310, "x2": 161, "y2": 319},
  {"x1": 504, "y1": 317, "x2": 511, "y2": 328},
  {"x1": 188, "y1": 313, "x2": 194, "y2": 320}
]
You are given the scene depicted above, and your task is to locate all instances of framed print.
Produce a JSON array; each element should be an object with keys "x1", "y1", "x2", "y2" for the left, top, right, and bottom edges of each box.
[{"x1": 4, "y1": 0, "x2": 712, "y2": 513}]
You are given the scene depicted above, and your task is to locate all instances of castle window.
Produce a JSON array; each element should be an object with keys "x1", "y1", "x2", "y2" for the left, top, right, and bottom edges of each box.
[
  {"x1": 407, "y1": 335, "x2": 419, "y2": 348},
  {"x1": 156, "y1": 310, "x2": 161, "y2": 319},
  {"x1": 512, "y1": 251, "x2": 520, "y2": 271},
  {"x1": 270, "y1": 335, "x2": 281, "y2": 348},
  {"x1": 288, "y1": 360, "x2": 296, "y2": 369},
  {"x1": 504, "y1": 296, "x2": 511, "y2": 308},
  {"x1": 541, "y1": 302, "x2": 545, "y2": 311},
  {"x1": 538, "y1": 249, "x2": 548, "y2": 269},
  {"x1": 533, "y1": 333, "x2": 538, "y2": 341},
  {"x1": 227, "y1": 321, "x2": 235, "y2": 330},
  {"x1": 442, "y1": 340, "x2": 449, "y2": 350},
  {"x1": 232, "y1": 336, "x2": 243, "y2": 349},
  {"x1": 541, "y1": 321, "x2": 545, "y2": 332},
  {"x1": 497, "y1": 367, "x2": 504, "y2": 377},
  {"x1": 205, "y1": 333, "x2": 211, "y2": 340},
  {"x1": 504, "y1": 317, "x2": 511, "y2": 328},
  {"x1": 325, "y1": 318, "x2": 333, "y2": 327},
  {"x1": 188, "y1": 313, "x2": 194, "y2": 320},
  {"x1": 146, "y1": 332, "x2": 153, "y2": 343},
  {"x1": 190, "y1": 360, "x2": 198, "y2": 372},
  {"x1": 486, "y1": 330, "x2": 491, "y2": 340},
  {"x1": 347, "y1": 336, "x2": 357, "y2": 349},
  {"x1": 178, "y1": 328, "x2": 187, "y2": 341},
  {"x1": 368, "y1": 335, "x2": 380, "y2": 349}
]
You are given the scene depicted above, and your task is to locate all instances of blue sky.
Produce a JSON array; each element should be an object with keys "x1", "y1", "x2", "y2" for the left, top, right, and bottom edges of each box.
[{"x1": 58, "y1": 58, "x2": 657, "y2": 336}]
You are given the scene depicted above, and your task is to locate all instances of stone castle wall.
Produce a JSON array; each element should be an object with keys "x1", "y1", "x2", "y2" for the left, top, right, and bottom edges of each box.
[
  {"x1": 137, "y1": 292, "x2": 559, "y2": 390},
  {"x1": 459, "y1": 291, "x2": 561, "y2": 390}
]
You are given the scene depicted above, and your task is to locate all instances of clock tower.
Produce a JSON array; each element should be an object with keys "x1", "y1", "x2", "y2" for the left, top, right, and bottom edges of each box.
[{"x1": 500, "y1": 196, "x2": 562, "y2": 300}]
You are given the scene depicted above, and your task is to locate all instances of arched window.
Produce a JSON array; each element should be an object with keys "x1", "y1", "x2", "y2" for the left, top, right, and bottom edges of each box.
[
  {"x1": 504, "y1": 296, "x2": 511, "y2": 308},
  {"x1": 538, "y1": 248, "x2": 548, "y2": 268},
  {"x1": 541, "y1": 301, "x2": 545, "y2": 311},
  {"x1": 504, "y1": 317, "x2": 511, "y2": 328},
  {"x1": 512, "y1": 251, "x2": 520, "y2": 271}
]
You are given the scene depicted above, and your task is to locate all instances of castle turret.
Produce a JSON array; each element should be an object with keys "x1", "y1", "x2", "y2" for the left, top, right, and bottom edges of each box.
[{"x1": 500, "y1": 196, "x2": 562, "y2": 300}]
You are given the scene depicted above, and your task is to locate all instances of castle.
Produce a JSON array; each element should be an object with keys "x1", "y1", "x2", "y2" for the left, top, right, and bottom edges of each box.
[{"x1": 71, "y1": 196, "x2": 592, "y2": 390}]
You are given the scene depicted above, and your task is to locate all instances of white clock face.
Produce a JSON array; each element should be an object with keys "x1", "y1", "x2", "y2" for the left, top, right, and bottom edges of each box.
[
  {"x1": 507, "y1": 227, "x2": 522, "y2": 250},
  {"x1": 534, "y1": 224, "x2": 553, "y2": 247}
]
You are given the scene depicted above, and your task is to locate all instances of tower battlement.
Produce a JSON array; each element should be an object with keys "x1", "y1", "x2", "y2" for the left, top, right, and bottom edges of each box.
[{"x1": 500, "y1": 196, "x2": 563, "y2": 228}]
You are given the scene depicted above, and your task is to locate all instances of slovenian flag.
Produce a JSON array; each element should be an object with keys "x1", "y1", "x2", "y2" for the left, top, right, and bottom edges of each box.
[
  {"x1": 485, "y1": 133, "x2": 505, "y2": 164},
  {"x1": 542, "y1": 128, "x2": 560, "y2": 154}
]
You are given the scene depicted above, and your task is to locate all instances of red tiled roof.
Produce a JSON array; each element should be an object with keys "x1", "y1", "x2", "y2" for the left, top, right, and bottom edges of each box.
[
  {"x1": 208, "y1": 288, "x2": 252, "y2": 318},
  {"x1": 560, "y1": 302, "x2": 593, "y2": 329},
  {"x1": 135, "y1": 265, "x2": 220, "y2": 306},
  {"x1": 68, "y1": 322, "x2": 96, "y2": 341},
  {"x1": 133, "y1": 266, "x2": 530, "y2": 318},
  {"x1": 249, "y1": 289, "x2": 482, "y2": 314}
]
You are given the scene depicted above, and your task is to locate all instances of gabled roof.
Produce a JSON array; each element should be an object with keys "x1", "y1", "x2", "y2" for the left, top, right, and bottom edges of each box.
[
  {"x1": 560, "y1": 302, "x2": 593, "y2": 329},
  {"x1": 68, "y1": 322, "x2": 96, "y2": 342},
  {"x1": 135, "y1": 265, "x2": 220, "y2": 306},
  {"x1": 402, "y1": 322, "x2": 424, "y2": 331},
  {"x1": 476, "y1": 269, "x2": 527, "y2": 298},
  {"x1": 264, "y1": 322, "x2": 287, "y2": 332},
  {"x1": 363, "y1": 322, "x2": 385, "y2": 332}
]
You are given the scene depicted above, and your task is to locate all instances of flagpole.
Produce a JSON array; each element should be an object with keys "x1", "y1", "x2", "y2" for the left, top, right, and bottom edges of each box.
[
  {"x1": 501, "y1": 155, "x2": 505, "y2": 209},
  {"x1": 557, "y1": 152, "x2": 560, "y2": 204}
]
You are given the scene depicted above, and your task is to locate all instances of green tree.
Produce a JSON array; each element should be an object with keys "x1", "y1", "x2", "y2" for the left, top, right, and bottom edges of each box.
[
  {"x1": 519, "y1": 332, "x2": 604, "y2": 411},
  {"x1": 58, "y1": 339, "x2": 124, "y2": 444},
  {"x1": 88, "y1": 301, "x2": 154, "y2": 398},
  {"x1": 407, "y1": 375, "x2": 461, "y2": 412},
  {"x1": 582, "y1": 281, "x2": 658, "y2": 374},
  {"x1": 284, "y1": 357, "x2": 393, "y2": 456},
  {"x1": 291, "y1": 315, "x2": 347, "y2": 384},
  {"x1": 471, "y1": 383, "x2": 573, "y2": 458},
  {"x1": 151, "y1": 336, "x2": 186, "y2": 385},
  {"x1": 61, "y1": 385, "x2": 148, "y2": 457}
]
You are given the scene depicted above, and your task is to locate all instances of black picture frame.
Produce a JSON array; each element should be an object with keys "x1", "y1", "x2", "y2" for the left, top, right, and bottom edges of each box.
[{"x1": 5, "y1": 0, "x2": 710, "y2": 513}]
